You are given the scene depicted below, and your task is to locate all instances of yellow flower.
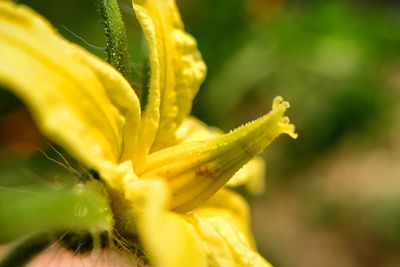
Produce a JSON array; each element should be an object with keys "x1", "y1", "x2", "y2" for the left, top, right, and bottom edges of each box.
[{"x1": 0, "y1": 1, "x2": 297, "y2": 266}]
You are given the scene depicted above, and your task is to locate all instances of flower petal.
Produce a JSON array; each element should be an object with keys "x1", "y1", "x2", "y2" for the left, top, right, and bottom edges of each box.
[
  {"x1": 186, "y1": 214, "x2": 236, "y2": 267},
  {"x1": 190, "y1": 215, "x2": 273, "y2": 267},
  {"x1": 77, "y1": 50, "x2": 142, "y2": 166},
  {"x1": 132, "y1": 0, "x2": 206, "y2": 170},
  {"x1": 227, "y1": 157, "x2": 266, "y2": 195},
  {"x1": 188, "y1": 189, "x2": 273, "y2": 267},
  {"x1": 195, "y1": 189, "x2": 252, "y2": 242},
  {"x1": 124, "y1": 179, "x2": 207, "y2": 267},
  {"x1": 0, "y1": 2, "x2": 140, "y2": 188},
  {"x1": 176, "y1": 117, "x2": 222, "y2": 144},
  {"x1": 140, "y1": 97, "x2": 297, "y2": 213}
]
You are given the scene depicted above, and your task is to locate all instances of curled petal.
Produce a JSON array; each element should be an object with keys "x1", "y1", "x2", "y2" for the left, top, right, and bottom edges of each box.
[
  {"x1": 0, "y1": 2, "x2": 140, "y2": 188},
  {"x1": 75, "y1": 50, "x2": 141, "y2": 167},
  {"x1": 132, "y1": 0, "x2": 206, "y2": 171}
]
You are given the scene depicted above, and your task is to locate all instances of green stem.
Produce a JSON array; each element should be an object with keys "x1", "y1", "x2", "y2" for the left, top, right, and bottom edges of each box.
[
  {"x1": 0, "y1": 181, "x2": 114, "y2": 243},
  {"x1": 95, "y1": 0, "x2": 135, "y2": 90}
]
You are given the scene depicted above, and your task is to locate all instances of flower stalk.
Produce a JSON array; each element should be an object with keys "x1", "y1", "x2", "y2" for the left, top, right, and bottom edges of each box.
[
  {"x1": 95, "y1": 0, "x2": 135, "y2": 93},
  {"x1": 0, "y1": 181, "x2": 114, "y2": 243}
]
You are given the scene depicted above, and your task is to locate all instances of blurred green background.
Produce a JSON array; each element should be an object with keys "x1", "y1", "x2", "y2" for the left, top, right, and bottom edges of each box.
[{"x1": 1, "y1": 0, "x2": 400, "y2": 266}]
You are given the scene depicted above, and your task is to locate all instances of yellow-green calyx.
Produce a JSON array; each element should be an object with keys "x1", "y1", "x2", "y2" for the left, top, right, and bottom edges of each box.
[{"x1": 141, "y1": 97, "x2": 297, "y2": 213}]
